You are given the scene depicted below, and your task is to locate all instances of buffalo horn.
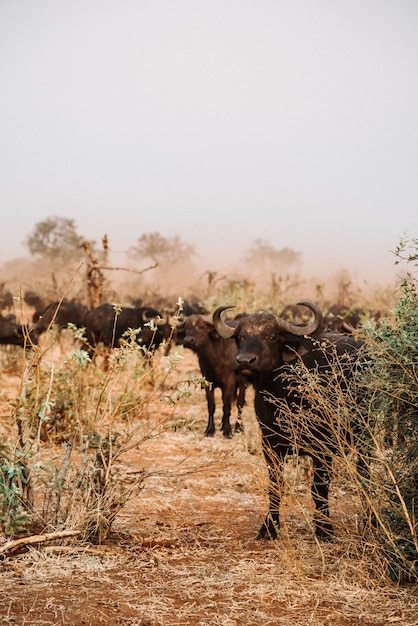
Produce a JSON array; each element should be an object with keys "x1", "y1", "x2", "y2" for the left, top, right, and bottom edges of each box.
[
  {"x1": 142, "y1": 309, "x2": 152, "y2": 323},
  {"x1": 141, "y1": 309, "x2": 166, "y2": 325},
  {"x1": 212, "y1": 306, "x2": 236, "y2": 339},
  {"x1": 274, "y1": 301, "x2": 323, "y2": 336}
]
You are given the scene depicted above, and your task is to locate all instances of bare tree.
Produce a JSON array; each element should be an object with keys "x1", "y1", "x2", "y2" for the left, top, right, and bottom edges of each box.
[
  {"x1": 83, "y1": 235, "x2": 159, "y2": 308},
  {"x1": 82, "y1": 237, "x2": 109, "y2": 309}
]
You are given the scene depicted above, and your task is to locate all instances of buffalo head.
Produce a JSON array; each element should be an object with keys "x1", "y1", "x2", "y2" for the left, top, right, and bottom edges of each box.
[{"x1": 213, "y1": 301, "x2": 323, "y2": 374}]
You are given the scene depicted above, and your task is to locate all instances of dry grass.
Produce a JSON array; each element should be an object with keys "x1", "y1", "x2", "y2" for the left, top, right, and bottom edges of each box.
[{"x1": 0, "y1": 345, "x2": 417, "y2": 625}]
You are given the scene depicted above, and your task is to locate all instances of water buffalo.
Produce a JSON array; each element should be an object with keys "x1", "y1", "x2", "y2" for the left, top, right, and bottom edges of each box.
[
  {"x1": 213, "y1": 301, "x2": 368, "y2": 540},
  {"x1": 181, "y1": 299, "x2": 208, "y2": 318},
  {"x1": 0, "y1": 291, "x2": 14, "y2": 313},
  {"x1": 323, "y1": 304, "x2": 367, "y2": 333},
  {"x1": 0, "y1": 314, "x2": 37, "y2": 347},
  {"x1": 32, "y1": 299, "x2": 88, "y2": 337},
  {"x1": 176, "y1": 314, "x2": 247, "y2": 438},
  {"x1": 84, "y1": 303, "x2": 170, "y2": 363},
  {"x1": 24, "y1": 290, "x2": 46, "y2": 311}
]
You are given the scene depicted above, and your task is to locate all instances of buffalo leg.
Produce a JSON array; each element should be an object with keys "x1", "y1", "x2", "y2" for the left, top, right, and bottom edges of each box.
[
  {"x1": 234, "y1": 383, "x2": 246, "y2": 433},
  {"x1": 220, "y1": 387, "x2": 233, "y2": 438},
  {"x1": 204, "y1": 388, "x2": 216, "y2": 437},
  {"x1": 311, "y1": 455, "x2": 333, "y2": 540},
  {"x1": 255, "y1": 442, "x2": 285, "y2": 540}
]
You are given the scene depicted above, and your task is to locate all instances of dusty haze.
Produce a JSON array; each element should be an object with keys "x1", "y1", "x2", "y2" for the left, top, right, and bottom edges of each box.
[{"x1": 1, "y1": 1, "x2": 417, "y2": 289}]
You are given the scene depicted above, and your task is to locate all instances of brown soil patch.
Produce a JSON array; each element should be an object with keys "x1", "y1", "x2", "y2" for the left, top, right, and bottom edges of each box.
[{"x1": 0, "y1": 350, "x2": 416, "y2": 625}]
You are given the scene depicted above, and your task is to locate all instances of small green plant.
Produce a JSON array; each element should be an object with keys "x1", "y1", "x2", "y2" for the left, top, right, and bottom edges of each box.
[
  {"x1": 24, "y1": 348, "x2": 96, "y2": 445},
  {"x1": 0, "y1": 440, "x2": 33, "y2": 537}
]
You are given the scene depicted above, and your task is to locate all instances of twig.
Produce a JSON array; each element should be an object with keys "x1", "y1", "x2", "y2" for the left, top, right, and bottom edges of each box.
[
  {"x1": 0, "y1": 530, "x2": 80, "y2": 555},
  {"x1": 98, "y1": 263, "x2": 158, "y2": 275},
  {"x1": 43, "y1": 545, "x2": 117, "y2": 556}
]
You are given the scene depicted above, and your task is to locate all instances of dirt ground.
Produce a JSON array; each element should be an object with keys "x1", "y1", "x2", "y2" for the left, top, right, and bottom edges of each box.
[{"x1": 0, "y1": 349, "x2": 417, "y2": 626}]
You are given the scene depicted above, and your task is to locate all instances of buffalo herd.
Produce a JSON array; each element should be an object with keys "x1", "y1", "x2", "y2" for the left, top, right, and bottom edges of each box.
[{"x1": 0, "y1": 292, "x2": 375, "y2": 541}]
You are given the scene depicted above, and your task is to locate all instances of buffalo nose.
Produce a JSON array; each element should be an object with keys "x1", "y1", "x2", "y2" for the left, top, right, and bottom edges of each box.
[{"x1": 236, "y1": 353, "x2": 257, "y2": 367}]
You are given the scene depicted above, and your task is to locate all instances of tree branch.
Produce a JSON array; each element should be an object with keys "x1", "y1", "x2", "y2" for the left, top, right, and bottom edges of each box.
[
  {"x1": 98, "y1": 263, "x2": 158, "y2": 275},
  {"x1": 0, "y1": 530, "x2": 81, "y2": 555}
]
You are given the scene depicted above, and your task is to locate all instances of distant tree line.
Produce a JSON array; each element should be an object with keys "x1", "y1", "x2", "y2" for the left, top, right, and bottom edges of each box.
[{"x1": 24, "y1": 216, "x2": 301, "y2": 281}]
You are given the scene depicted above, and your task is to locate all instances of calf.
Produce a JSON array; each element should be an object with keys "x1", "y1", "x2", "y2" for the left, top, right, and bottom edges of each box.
[{"x1": 177, "y1": 314, "x2": 247, "y2": 438}]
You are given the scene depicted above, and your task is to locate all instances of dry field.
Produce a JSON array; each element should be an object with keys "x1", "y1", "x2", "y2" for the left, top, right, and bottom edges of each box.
[{"x1": 0, "y1": 344, "x2": 417, "y2": 626}]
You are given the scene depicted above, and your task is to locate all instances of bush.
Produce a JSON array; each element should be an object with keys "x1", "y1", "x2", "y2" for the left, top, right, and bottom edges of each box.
[
  {"x1": 3, "y1": 305, "x2": 206, "y2": 544},
  {"x1": 364, "y1": 237, "x2": 418, "y2": 581},
  {"x1": 265, "y1": 236, "x2": 418, "y2": 581}
]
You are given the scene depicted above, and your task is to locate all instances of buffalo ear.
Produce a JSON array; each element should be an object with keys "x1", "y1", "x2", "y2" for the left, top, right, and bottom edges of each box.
[
  {"x1": 209, "y1": 328, "x2": 222, "y2": 340},
  {"x1": 281, "y1": 339, "x2": 309, "y2": 363}
]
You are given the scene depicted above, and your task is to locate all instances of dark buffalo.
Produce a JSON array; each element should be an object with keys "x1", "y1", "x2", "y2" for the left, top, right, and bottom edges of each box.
[
  {"x1": 213, "y1": 301, "x2": 368, "y2": 540},
  {"x1": 278, "y1": 303, "x2": 313, "y2": 325},
  {"x1": 324, "y1": 304, "x2": 367, "y2": 333},
  {"x1": 24, "y1": 291, "x2": 46, "y2": 311},
  {"x1": 176, "y1": 314, "x2": 247, "y2": 438},
  {"x1": 32, "y1": 300, "x2": 88, "y2": 337},
  {"x1": 84, "y1": 303, "x2": 170, "y2": 361},
  {"x1": 130, "y1": 296, "x2": 208, "y2": 320},
  {"x1": 0, "y1": 291, "x2": 14, "y2": 313},
  {"x1": 0, "y1": 314, "x2": 37, "y2": 347},
  {"x1": 181, "y1": 299, "x2": 208, "y2": 318}
]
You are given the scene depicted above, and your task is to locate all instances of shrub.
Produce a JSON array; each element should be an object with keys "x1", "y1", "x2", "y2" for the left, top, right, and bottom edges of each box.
[
  {"x1": 0, "y1": 439, "x2": 33, "y2": 537},
  {"x1": 363, "y1": 237, "x2": 418, "y2": 581},
  {"x1": 265, "y1": 236, "x2": 418, "y2": 581},
  {"x1": 3, "y1": 303, "x2": 206, "y2": 543}
]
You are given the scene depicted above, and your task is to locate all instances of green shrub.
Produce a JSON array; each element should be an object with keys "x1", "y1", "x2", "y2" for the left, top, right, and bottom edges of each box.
[
  {"x1": 264, "y1": 236, "x2": 418, "y2": 581},
  {"x1": 0, "y1": 440, "x2": 33, "y2": 537},
  {"x1": 364, "y1": 237, "x2": 418, "y2": 581}
]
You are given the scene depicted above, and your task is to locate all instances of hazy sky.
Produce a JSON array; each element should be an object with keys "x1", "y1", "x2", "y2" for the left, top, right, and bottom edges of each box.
[{"x1": 1, "y1": 0, "x2": 418, "y2": 284}]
